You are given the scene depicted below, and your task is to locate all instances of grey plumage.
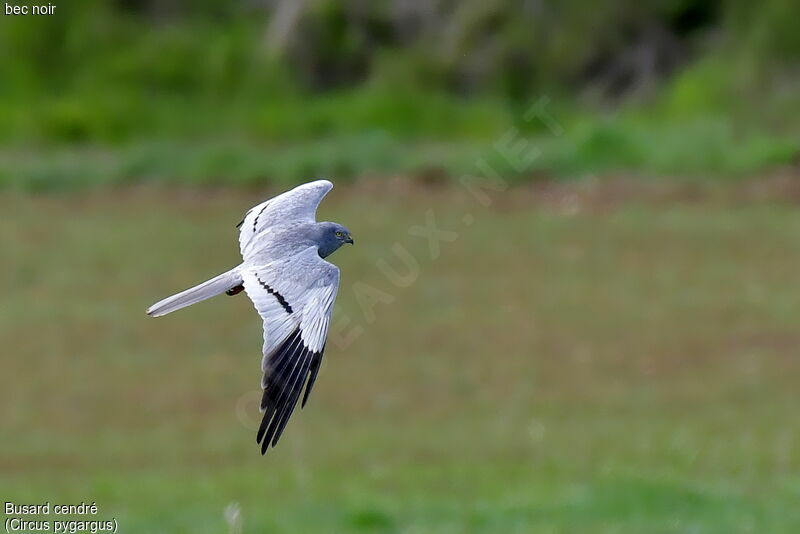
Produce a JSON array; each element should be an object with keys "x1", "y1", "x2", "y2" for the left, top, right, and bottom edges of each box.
[
  {"x1": 146, "y1": 268, "x2": 242, "y2": 318},
  {"x1": 146, "y1": 180, "x2": 352, "y2": 453}
]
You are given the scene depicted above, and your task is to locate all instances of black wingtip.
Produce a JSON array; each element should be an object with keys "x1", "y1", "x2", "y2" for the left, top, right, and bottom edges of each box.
[
  {"x1": 258, "y1": 429, "x2": 270, "y2": 454},
  {"x1": 254, "y1": 330, "x2": 328, "y2": 455},
  {"x1": 301, "y1": 352, "x2": 324, "y2": 409}
]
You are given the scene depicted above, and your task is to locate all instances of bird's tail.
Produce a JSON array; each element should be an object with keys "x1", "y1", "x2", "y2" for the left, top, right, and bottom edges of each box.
[{"x1": 146, "y1": 267, "x2": 243, "y2": 318}]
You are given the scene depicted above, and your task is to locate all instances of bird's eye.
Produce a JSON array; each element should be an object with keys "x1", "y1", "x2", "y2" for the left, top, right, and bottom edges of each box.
[{"x1": 335, "y1": 231, "x2": 343, "y2": 237}]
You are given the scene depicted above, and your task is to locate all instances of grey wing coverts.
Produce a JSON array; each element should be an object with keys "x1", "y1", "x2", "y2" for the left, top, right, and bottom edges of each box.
[{"x1": 242, "y1": 247, "x2": 339, "y2": 453}]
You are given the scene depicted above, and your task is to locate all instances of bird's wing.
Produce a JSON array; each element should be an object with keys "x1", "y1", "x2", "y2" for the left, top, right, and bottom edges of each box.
[
  {"x1": 241, "y1": 246, "x2": 340, "y2": 453},
  {"x1": 238, "y1": 180, "x2": 333, "y2": 258}
]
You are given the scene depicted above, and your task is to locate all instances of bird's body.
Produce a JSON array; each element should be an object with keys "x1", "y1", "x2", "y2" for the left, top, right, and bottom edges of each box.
[{"x1": 146, "y1": 180, "x2": 352, "y2": 454}]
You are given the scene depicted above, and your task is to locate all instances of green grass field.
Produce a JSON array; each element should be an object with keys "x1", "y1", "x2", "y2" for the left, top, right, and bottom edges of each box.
[{"x1": 2, "y1": 182, "x2": 800, "y2": 533}]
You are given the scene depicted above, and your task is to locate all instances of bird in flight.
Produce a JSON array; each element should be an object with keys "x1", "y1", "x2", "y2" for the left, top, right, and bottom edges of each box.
[{"x1": 146, "y1": 180, "x2": 353, "y2": 454}]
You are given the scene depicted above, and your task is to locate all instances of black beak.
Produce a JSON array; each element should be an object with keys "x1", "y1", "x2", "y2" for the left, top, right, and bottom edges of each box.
[{"x1": 346, "y1": 236, "x2": 354, "y2": 245}]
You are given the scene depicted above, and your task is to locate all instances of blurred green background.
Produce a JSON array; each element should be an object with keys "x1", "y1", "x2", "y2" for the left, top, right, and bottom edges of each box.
[
  {"x1": 2, "y1": 1, "x2": 800, "y2": 532},
  {"x1": 1, "y1": 0, "x2": 799, "y2": 188}
]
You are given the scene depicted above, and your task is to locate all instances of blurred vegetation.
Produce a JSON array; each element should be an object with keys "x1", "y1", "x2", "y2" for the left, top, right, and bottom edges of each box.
[
  {"x1": 0, "y1": 0, "x2": 799, "y2": 189},
  {"x1": 4, "y1": 189, "x2": 800, "y2": 531}
]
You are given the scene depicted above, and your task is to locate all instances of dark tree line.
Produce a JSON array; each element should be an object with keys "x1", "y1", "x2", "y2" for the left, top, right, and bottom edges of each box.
[{"x1": 2, "y1": 0, "x2": 798, "y2": 100}]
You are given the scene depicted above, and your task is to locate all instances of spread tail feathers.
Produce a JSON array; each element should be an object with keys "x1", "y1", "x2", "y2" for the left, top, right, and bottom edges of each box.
[{"x1": 146, "y1": 267, "x2": 242, "y2": 317}]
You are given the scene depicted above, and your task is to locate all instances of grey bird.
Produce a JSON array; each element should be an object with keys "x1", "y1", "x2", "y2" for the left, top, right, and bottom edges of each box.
[{"x1": 146, "y1": 180, "x2": 353, "y2": 454}]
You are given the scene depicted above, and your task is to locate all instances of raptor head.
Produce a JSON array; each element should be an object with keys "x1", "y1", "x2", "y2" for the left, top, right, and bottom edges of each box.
[{"x1": 315, "y1": 222, "x2": 353, "y2": 258}]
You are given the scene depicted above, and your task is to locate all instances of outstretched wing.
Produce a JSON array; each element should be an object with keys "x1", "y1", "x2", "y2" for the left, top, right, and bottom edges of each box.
[
  {"x1": 238, "y1": 180, "x2": 333, "y2": 259},
  {"x1": 241, "y1": 246, "x2": 340, "y2": 454}
]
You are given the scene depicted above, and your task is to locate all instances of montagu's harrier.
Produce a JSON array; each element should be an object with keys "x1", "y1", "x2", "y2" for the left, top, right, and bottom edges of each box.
[{"x1": 146, "y1": 180, "x2": 353, "y2": 454}]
